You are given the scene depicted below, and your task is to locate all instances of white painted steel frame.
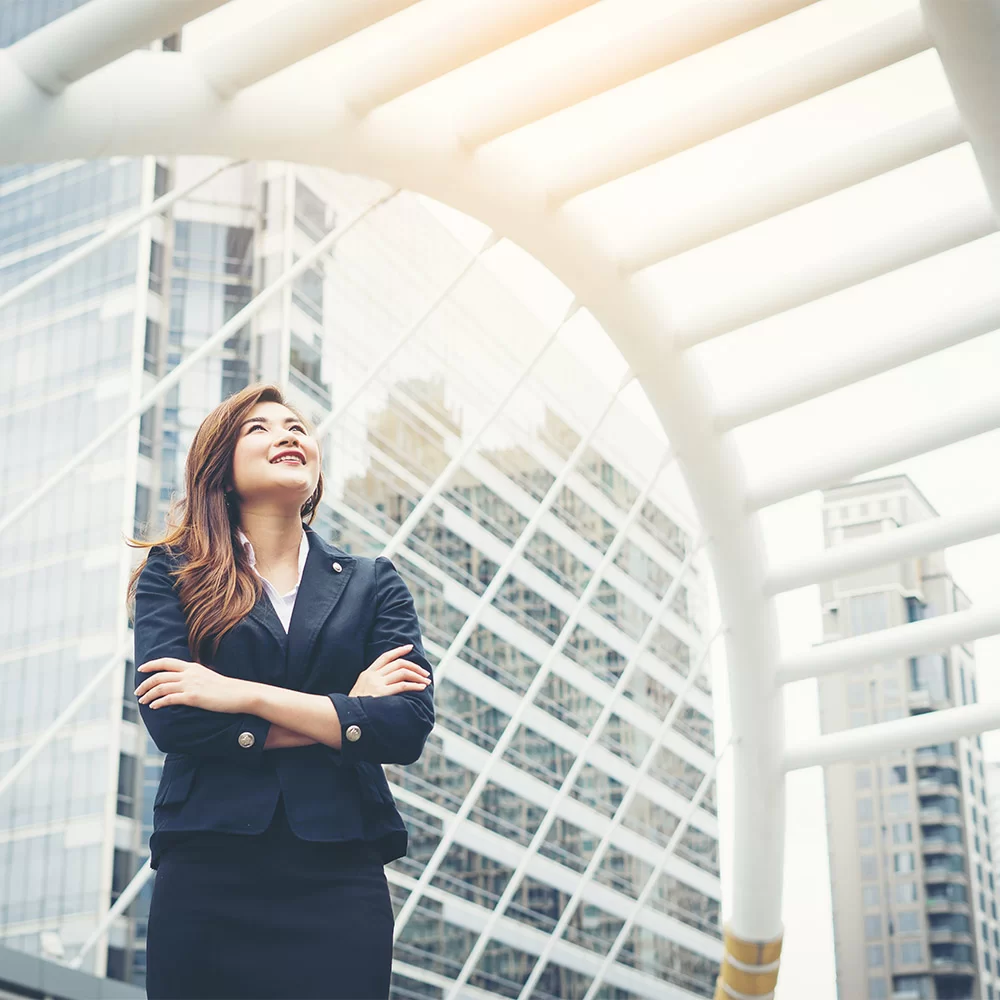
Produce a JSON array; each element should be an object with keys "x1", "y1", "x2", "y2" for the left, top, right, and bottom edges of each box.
[
  {"x1": 440, "y1": 470, "x2": 695, "y2": 999},
  {"x1": 3, "y1": 0, "x2": 1000, "y2": 970},
  {"x1": 391, "y1": 376, "x2": 636, "y2": 941},
  {"x1": 582, "y1": 745, "x2": 730, "y2": 1000},
  {"x1": 476, "y1": 623, "x2": 721, "y2": 1000}
]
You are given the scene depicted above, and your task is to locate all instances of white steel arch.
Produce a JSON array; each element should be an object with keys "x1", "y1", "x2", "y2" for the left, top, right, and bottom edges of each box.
[{"x1": 3, "y1": 1, "x2": 1000, "y2": 996}]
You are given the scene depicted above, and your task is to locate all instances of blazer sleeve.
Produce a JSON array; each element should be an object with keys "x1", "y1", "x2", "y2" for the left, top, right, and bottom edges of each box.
[
  {"x1": 133, "y1": 547, "x2": 272, "y2": 758},
  {"x1": 327, "y1": 555, "x2": 435, "y2": 766}
]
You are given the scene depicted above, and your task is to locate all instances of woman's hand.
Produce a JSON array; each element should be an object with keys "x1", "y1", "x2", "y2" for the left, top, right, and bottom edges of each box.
[
  {"x1": 349, "y1": 644, "x2": 431, "y2": 698},
  {"x1": 135, "y1": 658, "x2": 252, "y2": 714}
]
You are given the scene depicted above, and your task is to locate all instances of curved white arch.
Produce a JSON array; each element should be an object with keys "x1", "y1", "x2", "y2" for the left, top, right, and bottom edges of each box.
[{"x1": 5, "y1": 1, "x2": 1000, "y2": 991}]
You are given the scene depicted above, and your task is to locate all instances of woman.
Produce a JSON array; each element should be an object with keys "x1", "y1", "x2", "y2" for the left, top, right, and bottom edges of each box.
[{"x1": 127, "y1": 383, "x2": 434, "y2": 1000}]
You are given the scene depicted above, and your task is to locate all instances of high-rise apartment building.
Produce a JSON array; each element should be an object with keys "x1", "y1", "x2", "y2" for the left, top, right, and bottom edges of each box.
[
  {"x1": 820, "y1": 476, "x2": 1000, "y2": 1000},
  {"x1": 0, "y1": 10, "x2": 722, "y2": 996}
]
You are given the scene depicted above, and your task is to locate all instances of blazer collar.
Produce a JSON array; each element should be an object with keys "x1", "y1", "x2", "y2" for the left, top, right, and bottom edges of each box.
[
  {"x1": 246, "y1": 522, "x2": 356, "y2": 669},
  {"x1": 287, "y1": 523, "x2": 356, "y2": 671}
]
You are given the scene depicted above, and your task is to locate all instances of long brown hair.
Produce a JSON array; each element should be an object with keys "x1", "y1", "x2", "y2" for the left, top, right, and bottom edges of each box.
[{"x1": 125, "y1": 384, "x2": 324, "y2": 663}]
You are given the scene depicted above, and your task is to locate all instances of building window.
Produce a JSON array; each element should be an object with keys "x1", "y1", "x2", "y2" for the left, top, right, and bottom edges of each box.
[
  {"x1": 861, "y1": 855, "x2": 878, "y2": 881},
  {"x1": 149, "y1": 239, "x2": 164, "y2": 294},
  {"x1": 856, "y1": 768, "x2": 873, "y2": 790},
  {"x1": 897, "y1": 911, "x2": 920, "y2": 933},
  {"x1": 889, "y1": 765, "x2": 908, "y2": 785},
  {"x1": 895, "y1": 882, "x2": 918, "y2": 903},
  {"x1": 887, "y1": 793, "x2": 909, "y2": 815},
  {"x1": 850, "y1": 710, "x2": 868, "y2": 728},
  {"x1": 865, "y1": 915, "x2": 882, "y2": 941},
  {"x1": 850, "y1": 594, "x2": 889, "y2": 635},
  {"x1": 866, "y1": 945, "x2": 885, "y2": 968},
  {"x1": 848, "y1": 682, "x2": 866, "y2": 707},
  {"x1": 892, "y1": 823, "x2": 913, "y2": 845},
  {"x1": 898, "y1": 941, "x2": 922, "y2": 965},
  {"x1": 894, "y1": 852, "x2": 915, "y2": 874},
  {"x1": 863, "y1": 886, "x2": 880, "y2": 907},
  {"x1": 859, "y1": 826, "x2": 875, "y2": 849},
  {"x1": 869, "y1": 979, "x2": 887, "y2": 1000},
  {"x1": 143, "y1": 317, "x2": 161, "y2": 374},
  {"x1": 858, "y1": 798, "x2": 875, "y2": 821}
]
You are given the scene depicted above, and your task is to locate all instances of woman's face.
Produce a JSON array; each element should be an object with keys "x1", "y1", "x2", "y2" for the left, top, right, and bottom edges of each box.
[{"x1": 229, "y1": 401, "x2": 321, "y2": 514}]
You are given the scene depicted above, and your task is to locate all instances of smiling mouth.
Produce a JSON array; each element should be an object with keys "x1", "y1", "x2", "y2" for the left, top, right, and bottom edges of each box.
[{"x1": 270, "y1": 455, "x2": 305, "y2": 465}]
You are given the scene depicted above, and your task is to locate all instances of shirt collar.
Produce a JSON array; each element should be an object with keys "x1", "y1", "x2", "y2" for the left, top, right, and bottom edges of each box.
[{"x1": 236, "y1": 526, "x2": 310, "y2": 592}]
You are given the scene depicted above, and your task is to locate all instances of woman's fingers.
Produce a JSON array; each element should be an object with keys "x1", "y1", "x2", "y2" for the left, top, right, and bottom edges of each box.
[
  {"x1": 135, "y1": 672, "x2": 176, "y2": 697},
  {"x1": 372, "y1": 644, "x2": 414, "y2": 671},
  {"x1": 381, "y1": 666, "x2": 431, "y2": 687},
  {"x1": 139, "y1": 682, "x2": 182, "y2": 705},
  {"x1": 383, "y1": 681, "x2": 433, "y2": 695},
  {"x1": 377, "y1": 659, "x2": 428, "y2": 678}
]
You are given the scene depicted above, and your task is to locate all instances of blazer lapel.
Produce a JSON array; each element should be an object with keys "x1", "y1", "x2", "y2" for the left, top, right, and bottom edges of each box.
[
  {"x1": 286, "y1": 525, "x2": 356, "y2": 678},
  {"x1": 247, "y1": 590, "x2": 288, "y2": 655}
]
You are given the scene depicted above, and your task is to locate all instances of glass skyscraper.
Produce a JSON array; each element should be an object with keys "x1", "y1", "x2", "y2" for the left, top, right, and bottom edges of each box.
[{"x1": 0, "y1": 8, "x2": 721, "y2": 997}]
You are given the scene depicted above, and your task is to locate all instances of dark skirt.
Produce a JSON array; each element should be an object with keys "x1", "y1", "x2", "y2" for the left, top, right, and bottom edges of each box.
[{"x1": 145, "y1": 793, "x2": 393, "y2": 1000}]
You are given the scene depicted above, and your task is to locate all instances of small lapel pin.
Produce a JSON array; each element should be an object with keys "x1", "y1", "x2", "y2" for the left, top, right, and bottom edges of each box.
[{"x1": 332, "y1": 561, "x2": 342, "y2": 573}]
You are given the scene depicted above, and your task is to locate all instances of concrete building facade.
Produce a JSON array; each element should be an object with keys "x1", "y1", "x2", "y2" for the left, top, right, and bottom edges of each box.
[
  {"x1": 0, "y1": 8, "x2": 721, "y2": 993},
  {"x1": 820, "y1": 476, "x2": 1000, "y2": 1000}
]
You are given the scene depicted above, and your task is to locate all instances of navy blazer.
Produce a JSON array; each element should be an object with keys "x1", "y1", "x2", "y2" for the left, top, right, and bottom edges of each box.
[{"x1": 133, "y1": 522, "x2": 435, "y2": 870}]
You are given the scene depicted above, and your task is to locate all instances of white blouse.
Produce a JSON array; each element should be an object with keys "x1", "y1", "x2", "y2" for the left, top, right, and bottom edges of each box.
[{"x1": 236, "y1": 527, "x2": 309, "y2": 633}]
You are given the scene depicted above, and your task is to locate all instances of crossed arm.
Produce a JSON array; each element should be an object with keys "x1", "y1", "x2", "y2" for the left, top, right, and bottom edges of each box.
[{"x1": 133, "y1": 549, "x2": 435, "y2": 764}]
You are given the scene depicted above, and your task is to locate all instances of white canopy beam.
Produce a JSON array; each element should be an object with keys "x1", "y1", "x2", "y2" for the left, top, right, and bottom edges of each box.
[
  {"x1": 921, "y1": 0, "x2": 1000, "y2": 220},
  {"x1": 546, "y1": 0, "x2": 929, "y2": 204},
  {"x1": 458, "y1": 0, "x2": 816, "y2": 149},
  {"x1": 776, "y1": 603, "x2": 1000, "y2": 685},
  {"x1": 197, "y1": 0, "x2": 419, "y2": 99},
  {"x1": 784, "y1": 703, "x2": 1000, "y2": 772},
  {"x1": 7, "y1": 0, "x2": 227, "y2": 95},
  {"x1": 618, "y1": 101, "x2": 963, "y2": 274},
  {"x1": 714, "y1": 245, "x2": 1000, "y2": 431},
  {"x1": 765, "y1": 498, "x2": 1000, "y2": 596},
  {"x1": 666, "y1": 147, "x2": 996, "y2": 349},
  {"x1": 745, "y1": 388, "x2": 1000, "y2": 512},
  {"x1": 344, "y1": 0, "x2": 600, "y2": 116}
]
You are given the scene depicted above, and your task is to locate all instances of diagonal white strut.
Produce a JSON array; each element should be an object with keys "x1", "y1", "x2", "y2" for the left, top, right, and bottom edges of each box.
[
  {"x1": 0, "y1": 159, "x2": 243, "y2": 313},
  {"x1": 311, "y1": 231, "x2": 498, "y2": 444},
  {"x1": 381, "y1": 300, "x2": 576, "y2": 561},
  {"x1": 0, "y1": 189, "x2": 398, "y2": 541},
  {"x1": 581, "y1": 742, "x2": 730, "y2": 1000},
  {"x1": 0, "y1": 645, "x2": 128, "y2": 803},
  {"x1": 443, "y1": 521, "x2": 707, "y2": 1000},
  {"x1": 391, "y1": 372, "x2": 636, "y2": 942},
  {"x1": 517, "y1": 626, "x2": 724, "y2": 1000},
  {"x1": 70, "y1": 857, "x2": 154, "y2": 968}
]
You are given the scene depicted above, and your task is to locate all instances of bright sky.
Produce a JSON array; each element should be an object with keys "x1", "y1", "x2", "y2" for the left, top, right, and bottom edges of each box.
[{"x1": 183, "y1": 2, "x2": 1000, "y2": 996}]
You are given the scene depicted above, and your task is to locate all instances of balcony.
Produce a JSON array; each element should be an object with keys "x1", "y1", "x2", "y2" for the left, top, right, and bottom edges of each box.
[
  {"x1": 925, "y1": 897, "x2": 971, "y2": 915},
  {"x1": 929, "y1": 956, "x2": 976, "y2": 975},
  {"x1": 915, "y1": 747, "x2": 959, "y2": 770},
  {"x1": 919, "y1": 837, "x2": 964, "y2": 855},
  {"x1": 923, "y1": 867, "x2": 968, "y2": 885},
  {"x1": 927, "y1": 928, "x2": 973, "y2": 945},
  {"x1": 919, "y1": 807, "x2": 962, "y2": 825}
]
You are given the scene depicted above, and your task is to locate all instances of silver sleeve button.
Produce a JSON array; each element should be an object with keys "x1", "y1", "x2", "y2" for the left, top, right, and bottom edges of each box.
[
  {"x1": 345, "y1": 725, "x2": 362, "y2": 743},
  {"x1": 238, "y1": 731, "x2": 256, "y2": 748}
]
